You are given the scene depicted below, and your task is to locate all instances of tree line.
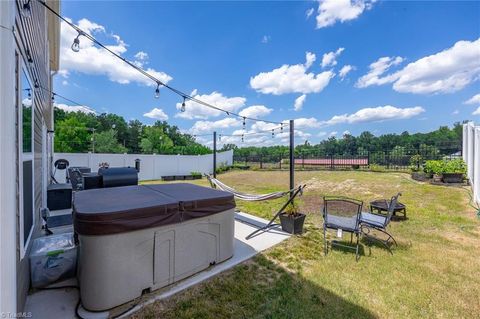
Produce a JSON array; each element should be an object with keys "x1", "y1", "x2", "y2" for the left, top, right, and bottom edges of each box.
[
  {"x1": 227, "y1": 122, "x2": 464, "y2": 161},
  {"x1": 54, "y1": 108, "x2": 464, "y2": 159},
  {"x1": 53, "y1": 108, "x2": 210, "y2": 155}
]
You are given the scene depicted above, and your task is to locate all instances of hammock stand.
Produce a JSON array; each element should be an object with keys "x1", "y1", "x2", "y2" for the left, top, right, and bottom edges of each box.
[{"x1": 206, "y1": 175, "x2": 306, "y2": 239}]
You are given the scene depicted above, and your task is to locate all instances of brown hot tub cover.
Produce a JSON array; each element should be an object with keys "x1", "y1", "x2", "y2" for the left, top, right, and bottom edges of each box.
[
  {"x1": 145, "y1": 183, "x2": 236, "y2": 221},
  {"x1": 73, "y1": 184, "x2": 235, "y2": 236}
]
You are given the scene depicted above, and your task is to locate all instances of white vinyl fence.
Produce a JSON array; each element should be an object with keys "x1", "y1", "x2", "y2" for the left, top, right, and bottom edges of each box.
[
  {"x1": 53, "y1": 150, "x2": 233, "y2": 183},
  {"x1": 463, "y1": 122, "x2": 480, "y2": 204}
]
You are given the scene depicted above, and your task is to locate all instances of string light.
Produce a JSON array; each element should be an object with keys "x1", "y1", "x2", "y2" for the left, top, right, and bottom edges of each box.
[
  {"x1": 71, "y1": 32, "x2": 81, "y2": 52},
  {"x1": 181, "y1": 96, "x2": 186, "y2": 112},
  {"x1": 27, "y1": 89, "x2": 31, "y2": 99},
  {"x1": 22, "y1": 0, "x2": 32, "y2": 18},
  {"x1": 154, "y1": 83, "x2": 160, "y2": 99},
  {"x1": 51, "y1": 93, "x2": 56, "y2": 102},
  {"x1": 242, "y1": 117, "x2": 246, "y2": 129},
  {"x1": 218, "y1": 134, "x2": 222, "y2": 142},
  {"x1": 241, "y1": 134, "x2": 244, "y2": 143},
  {"x1": 272, "y1": 129, "x2": 274, "y2": 138},
  {"x1": 34, "y1": 79, "x2": 39, "y2": 89},
  {"x1": 280, "y1": 124, "x2": 283, "y2": 132},
  {"x1": 37, "y1": 0, "x2": 287, "y2": 126},
  {"x1": 26, "y1": 49, "x2": 33, "y2": 63}
]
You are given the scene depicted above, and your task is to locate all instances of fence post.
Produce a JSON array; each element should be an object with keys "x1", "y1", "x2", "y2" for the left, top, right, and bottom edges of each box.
[
  {"x1": 330, "y1": 154, "x2": 334, "y2": 170},
  {"x1": 260, "y1": 154, "x2": 263, "y2": 169},
  {"x1": 367, "y1": 151, "x2": 370, "y2": 168}
]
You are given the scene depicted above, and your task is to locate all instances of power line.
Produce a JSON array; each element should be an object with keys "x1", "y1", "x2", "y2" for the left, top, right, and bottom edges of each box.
[{"x1": 36, "y1": 0, "x2": 287, "y2": 127}]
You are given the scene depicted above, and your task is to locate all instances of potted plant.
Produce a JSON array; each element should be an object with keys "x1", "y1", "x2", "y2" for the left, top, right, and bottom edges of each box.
[
  {"x1": 424, "y1": 160, "x2": 443, "y2": 181},
  {"x1": 410, "y1": 155, "x2": 427, "y2": 181},
  {"x1": 279, "y1": 201, "x2": 306, "y2": 234},
  {"x1": 441, "y1": 159, "x2": 466, "y2": 183}
]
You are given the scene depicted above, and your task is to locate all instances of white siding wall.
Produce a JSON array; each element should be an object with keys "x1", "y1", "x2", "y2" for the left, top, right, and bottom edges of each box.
[
  {"x1": 53, "y1": 150, "x2": 234, "y2": 182},
  {"x1": 0, "y1": 1, "x2": 18, "y2": 314},
  {"x1": 463, "y1": 122, "x2": 480, "y2": 204}
]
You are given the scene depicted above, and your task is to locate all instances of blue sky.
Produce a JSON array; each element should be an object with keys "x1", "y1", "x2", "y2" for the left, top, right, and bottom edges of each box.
[{"x1": 54, "y1": 0, "x2": 480, "y2": 146}]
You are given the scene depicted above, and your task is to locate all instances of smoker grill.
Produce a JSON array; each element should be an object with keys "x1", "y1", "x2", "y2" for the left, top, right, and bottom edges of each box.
[{"x1": 98, "y1": 167, "x2": 138, "y2": 188}]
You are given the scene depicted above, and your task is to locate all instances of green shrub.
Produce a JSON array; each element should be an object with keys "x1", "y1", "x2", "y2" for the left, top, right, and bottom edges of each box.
[
  {"x1": 409, "y1": 154, "x2": 423, "y2": 172},
  {"x1": 442, "y1": 159, "x2": 467, "y2": 174},
  {"x1": 369, "y1": 164, "x2": 385, "y2": 172},
  {"x1": 424, "y1": 160, "x2": 443, "y2": 175},
  {"x1": 424, "y1": 159, "x2": 467, "y2": 175},
  {"x1": 190, "y1": 171, "x2": 202, "y2": 177}
]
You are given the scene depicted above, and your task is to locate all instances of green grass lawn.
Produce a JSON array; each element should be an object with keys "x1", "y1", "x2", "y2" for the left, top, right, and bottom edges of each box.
[{"x1": 137, "y1": 170, "x2": 480, "y2": 319}]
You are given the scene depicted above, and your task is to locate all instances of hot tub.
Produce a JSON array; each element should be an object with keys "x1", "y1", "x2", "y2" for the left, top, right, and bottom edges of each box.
[{"x1": 73, "y1": 183, "x2": 235, "y2": 311}]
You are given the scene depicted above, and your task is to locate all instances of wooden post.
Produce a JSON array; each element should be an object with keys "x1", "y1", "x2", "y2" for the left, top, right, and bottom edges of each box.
[
  {"x1": 289, "y1": 119, "x2": 294, "y2": 198},
  {"x1": 213, "y1": 131, "x2": 217, "y2": 178}
]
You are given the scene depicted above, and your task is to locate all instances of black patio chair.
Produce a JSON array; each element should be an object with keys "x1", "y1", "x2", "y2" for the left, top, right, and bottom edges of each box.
[
  {"x1": 360, "y1": 193, "x2": 401, "y2": 254},
  {"x1": 323, "y1": 196, "x2": 363, "y2": 261}
]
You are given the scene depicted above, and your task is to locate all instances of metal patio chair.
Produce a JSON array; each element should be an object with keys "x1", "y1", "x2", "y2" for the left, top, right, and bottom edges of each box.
[
  {"x1": 360, "y1": 193, "x2": 401, "y2": 254},
  {"x1": 323, "y1": 196, "x2": 363, "y2": 261}
]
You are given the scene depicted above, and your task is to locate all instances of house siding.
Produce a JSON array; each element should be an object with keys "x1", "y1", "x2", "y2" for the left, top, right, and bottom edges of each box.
[{"x1": 12, "y1": 0, "x2": 58, "y2": 311}]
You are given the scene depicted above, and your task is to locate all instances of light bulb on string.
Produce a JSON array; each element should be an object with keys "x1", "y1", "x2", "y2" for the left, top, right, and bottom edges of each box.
[
  {"x1": 154, "y1": 83, "x2": 160, "y2": 99},
  {"x1": 27, "y1": 89, "x2": 31, "y2": 99},
  {"x1": 52, "y1": 93, "x2": 55, "y2": 102},
  {"x1": 22, "y1": 0, "x2": 32, "y2": 18},
  {"x1": 181, "y1": 96, "x2": 186, "y2": 112},
  {"x1": 218, "y1": 134, "x2": 221, "y2": 142},
  {"x1": 242, "y1": 117, "x2": 246, "y2": 130},
  {"x1": 241, "y1": 134, "x2": 244, "y2": 143},
  {"x1": 272, "y1": 129, "x2": 274, "y2": 138},
  {"x1": 280, "y1": 124, "x2": 283, "y2": 132},
  {"x1": 71, "y1": 32, "x2": 81, "y2": 52}
]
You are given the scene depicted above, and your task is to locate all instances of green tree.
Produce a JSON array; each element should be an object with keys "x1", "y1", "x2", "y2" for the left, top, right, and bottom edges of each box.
[
  {"x1": 54, "y1": 117, "x2": 92, "y2": 153},
  {"x1": 94, "y1": 129, "x2": 128, "y2": 153}
]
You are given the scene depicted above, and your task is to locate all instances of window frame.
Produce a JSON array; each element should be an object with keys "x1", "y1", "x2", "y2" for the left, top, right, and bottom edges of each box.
[{"x1": 17, "y1": 55, "x2": 35, "y2": 259}]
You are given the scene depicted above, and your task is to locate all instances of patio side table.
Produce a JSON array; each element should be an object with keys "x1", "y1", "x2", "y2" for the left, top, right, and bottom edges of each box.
[{"x1": 369, "y1": 199, "x2": 407, "y2": 220}]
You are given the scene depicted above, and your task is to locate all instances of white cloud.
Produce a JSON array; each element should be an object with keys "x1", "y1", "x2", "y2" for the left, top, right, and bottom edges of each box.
[
  {"x1": 306, "y1": 8, "x2": 315, "y2": 19},
  {"x1": 329, "y1": 131, "x2": 338, "y2": 137},
  {"x1": 473, "y1": 107, "x2": 480, "y2": 116},
  {"x1": 318, "y1": 131, "x2": 328, "y2": 137},
  {"x1": 343, "y1": 130, "x2": 351, "y2": 136},
  {"x1": 175, "y1": 91, "x2": 246, "y2": 119},
  {"x1": 356, "y1": 56, "x2": 404, "y2": 88},
  {"x1": 60, "y1": 18, "x2": 172, "y2": 86},
  {"x1": 250, "y1": 52, "x2": 335, "y2": 95},
  {"x1": 143, "y1": 108, "x2": 169, "y2": 121},
  {"x1": 54, "y1": 103, "x2": 96, "y2": 114},
  {"x1": 294, "y1": 94, "x2": 307, "y2": 111},
  {"x1": 452, "y1": 110, "x2": 459, "y2": 115},
  {"x1": 464, "y1": 93, "x2": 480, "y2": 105},
  {"x1": 315, "y1": 0, "x2": 376, "y2": 29},
  {"x1": 325, "y1": 105, "x2": 425, "y2": 125},
  {"x1": 238, "y1": 105, "x2": 272, "y2": 118},
  {"x1": 294, "y1": 117, "x2": 322, "y2": 129},
  {"x1": 261, "y1": 35, "x2": 271, "y2": 44},
  {"x1": 339, "y1": 65, "x2": 355, "y2": 80},
  {"x1": 190, "y1": 118, "x2": 241, "y2": 134},
  {"x1": 357, "y1": 38, "x2": 480, "y2": 94},
  {"x1": 321, "y1": 47, "x2": 344, "y2": 68}
]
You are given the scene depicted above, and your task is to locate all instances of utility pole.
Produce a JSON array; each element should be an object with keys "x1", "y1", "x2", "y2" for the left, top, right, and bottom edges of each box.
[
  {"x1": 213, "y1": 131, "x2": 217, "y2": 178},
  {"x1": 91, "y1": 128, "x2": 96, "y2": 153},
  {"x1": 289, "y1": 119, "x2": 294, "y2": 198}
]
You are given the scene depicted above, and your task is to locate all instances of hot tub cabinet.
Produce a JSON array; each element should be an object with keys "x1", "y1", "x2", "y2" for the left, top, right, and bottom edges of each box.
[{"x1": 73, "y1": 184, "x2": 235, "y2": 311}]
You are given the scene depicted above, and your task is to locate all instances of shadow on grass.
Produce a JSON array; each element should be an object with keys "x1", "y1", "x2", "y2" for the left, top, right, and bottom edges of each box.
[{"x1": 134, "y1": 254, "x2": 376, "y2": 319}]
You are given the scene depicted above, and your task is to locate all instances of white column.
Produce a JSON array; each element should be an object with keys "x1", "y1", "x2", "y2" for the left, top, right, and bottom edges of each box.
[
  {"x1": 462, "y1": 124, "x2": 468, "y2": 162},
  {"x1": 0, "y1": 0, "x2": 18, "y2": 314},
  {"x1": 467, "y1": 122, "x2": 475, "y2": 183},
  {"x1": 474, "y1": 127, "x2": 480, "y2": 204}
]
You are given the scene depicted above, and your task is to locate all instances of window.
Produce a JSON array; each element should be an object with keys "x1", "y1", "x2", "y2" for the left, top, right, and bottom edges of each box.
[{"x1": 17, "y1": 55, "x2": 35, "y2": 258}]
